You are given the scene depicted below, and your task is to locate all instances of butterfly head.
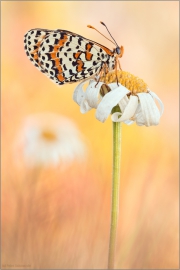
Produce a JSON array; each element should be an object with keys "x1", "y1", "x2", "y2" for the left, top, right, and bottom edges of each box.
[{"x1": 114, "y1": 46, "x2": 124, "y2": 58}]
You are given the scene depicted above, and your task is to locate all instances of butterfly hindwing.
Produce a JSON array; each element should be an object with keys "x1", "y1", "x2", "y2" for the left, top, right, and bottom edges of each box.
[{"x1": 24, "y1": 28, "x2": 115, "y2": 85}]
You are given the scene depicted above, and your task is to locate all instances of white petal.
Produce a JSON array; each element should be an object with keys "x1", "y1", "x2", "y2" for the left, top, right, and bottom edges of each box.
[
  {"x1": 96, "y1": 85, "x2": 130, "y2": 123},
  {"x1": 85, "y1": 81, "x2": 104, "y2": 108},
  {"x1": 73, "y1": 80, "x2": 87, "y2": 105},
  {"x1": 119, "y1": 95, "x2": 129, "y2": 112},
  {"x1": 149, "y1": 90, "x2": 164, "y2": 116},
  {"x1": 135, "y1": 114, "x2": 146, "y2": 126},
  {"x1": 137, "y1": 93, "x2": 160, "y2": 126},
  {"x1": 111, "y1": 114, "x2": 135, "y2": 125},
  {"x1": 108, "y1": 82, "x2": 120, "y2": 90},
  {"x1": 124, "y1": 119, "x2": 135, "y2": 125},
  {"x1": 111, "y1": 112, "x2": 122, "y2": 122},
  {"x1": 134, "y1": 104, "x2": 145, "y2": 126},
  {"x1": 111, "y1": 95, "x2": 138, "y2": 122},
  {"x1": 80, "y1": 99, "x2": 92, "y2": 113}
]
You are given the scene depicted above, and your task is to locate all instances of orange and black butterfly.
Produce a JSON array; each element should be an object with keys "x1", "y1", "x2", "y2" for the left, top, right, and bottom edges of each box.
[{"x1": 24, "y1": 22, "x2": 124, "y2": 85}]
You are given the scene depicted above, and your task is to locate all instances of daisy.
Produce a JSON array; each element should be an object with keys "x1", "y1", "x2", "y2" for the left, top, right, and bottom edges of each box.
[
  {"x1": 73, "y1": 71, "x2": 164, "y2": 127},
  {"x1": 14, "y1": 113, "x2": 86, "y2": 168}
]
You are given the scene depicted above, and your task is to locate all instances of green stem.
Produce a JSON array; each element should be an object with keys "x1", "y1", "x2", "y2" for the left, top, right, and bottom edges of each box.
[{"x1": 108, "y1": 117, "x2": 121, "y2": 269}]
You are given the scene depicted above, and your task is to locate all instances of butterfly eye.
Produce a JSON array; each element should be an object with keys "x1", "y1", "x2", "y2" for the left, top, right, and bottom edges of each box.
[{"x1": 116, "y1": 47, "x2": 121, "y2": 55}]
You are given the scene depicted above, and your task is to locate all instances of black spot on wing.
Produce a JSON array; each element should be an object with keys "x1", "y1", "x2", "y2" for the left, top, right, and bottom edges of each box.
[
  {"x1": 63, "y1": 64, "x2": 67, "y2": 71},
  {"x1": 78, "y1": 38, "x2": 83, "y2": 46},
  {"x1": 45, "y1": 53, "x2": 51, "y2": 61},
  {"x1": 54, "y1": 39, "x2": 60, "y2": 44},
  {"x1": 69, "y1": 69, "x2": 75, "y2": 75},
  {"x1": 48, "y1": 45, "x2": 54, "y2": 52},
  {"x1": 72, "y1": 61, "x2": 76, "y2": 67},
  {"x1": 36, "y1": 30, "x2": 43, "y2": 36}
]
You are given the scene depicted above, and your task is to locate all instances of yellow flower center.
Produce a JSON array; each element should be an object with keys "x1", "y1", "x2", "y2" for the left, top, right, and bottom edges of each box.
[
  {"x1": 41, "y1": 130, "x2": 57, "y2": 141},
  {"x1": 100, "y1": 70, "x2": 148, "y2": 95}
]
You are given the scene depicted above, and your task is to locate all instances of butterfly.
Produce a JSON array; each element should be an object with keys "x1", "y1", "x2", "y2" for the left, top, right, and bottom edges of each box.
[{"x1": 24, "y1": 22, "x2": 124, "y2": 85}]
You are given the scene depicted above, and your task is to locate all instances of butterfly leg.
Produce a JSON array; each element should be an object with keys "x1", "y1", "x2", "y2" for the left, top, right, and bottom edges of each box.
[
  {"x1": 95, "y1": 74, "x2": 101, "y2": 87},
  {"x1": 95, "y1": 64, "x2": 105, "y2": 87},
  {"x1": 118, "y1": 58, "x2": 122, "y2": 71},
  {"x1": 115, "y1": 57, "x2": 119, "y2": 86},
  {"x1": 104, "y1": 62, "x2": 109, "y2": 75}
]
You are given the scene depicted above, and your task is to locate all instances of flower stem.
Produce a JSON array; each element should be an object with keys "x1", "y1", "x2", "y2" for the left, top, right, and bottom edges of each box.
[{"x1": 108, "y1": 116, "x2": 121, "y2": 269}]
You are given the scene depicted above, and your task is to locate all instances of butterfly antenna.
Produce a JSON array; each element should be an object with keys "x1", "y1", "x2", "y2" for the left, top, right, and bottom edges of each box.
[
  {"x1": 100, "y1": 21, "x2": 119, "y2": 47},
  {"x1": 87, "y1": 25, "x2": 116, "y2": 46}
]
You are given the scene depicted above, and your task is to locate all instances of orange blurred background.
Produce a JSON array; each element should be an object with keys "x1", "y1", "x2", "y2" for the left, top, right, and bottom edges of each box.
[{"x1": 2, "y1": 1, "x2": 179, "y2": 269}]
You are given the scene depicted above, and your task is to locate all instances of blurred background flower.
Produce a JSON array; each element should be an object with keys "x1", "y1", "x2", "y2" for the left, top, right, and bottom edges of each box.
[
  {"x1": 14, "y1": 112, "x2": 86, "y2": 168},
  {"x1": 2, "y1": 1, "x2": 179, "y2": 269}
]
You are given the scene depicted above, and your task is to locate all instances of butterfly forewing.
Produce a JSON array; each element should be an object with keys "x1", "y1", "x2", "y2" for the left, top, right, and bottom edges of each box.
[{"x1": 24, "y1": 28, "x2": 115, "y2": 85}]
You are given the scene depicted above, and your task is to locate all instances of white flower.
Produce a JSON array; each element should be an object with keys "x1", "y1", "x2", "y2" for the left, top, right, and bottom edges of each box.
[
  {"x1": 73, "y1": 71, "x2": 164, "y2": 127},
  {"x1": 14, "y1": 113, "x2": 87, "y2": 168}
]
